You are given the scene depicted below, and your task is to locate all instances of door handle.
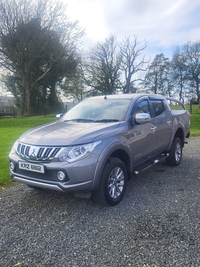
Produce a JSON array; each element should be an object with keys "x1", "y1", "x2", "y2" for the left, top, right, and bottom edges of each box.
[
  {"x1": 167, "y1": 120, "x2": 172, "y2": 125},
  {"x1": 151, "y1": 126, "x2": 157, "y2": 131}
]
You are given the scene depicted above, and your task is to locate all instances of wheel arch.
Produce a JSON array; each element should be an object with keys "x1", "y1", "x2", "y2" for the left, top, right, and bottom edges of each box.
[
  {"x1": 91, "y1": 143, "x2": 132, "y2": 191},
  {"x1": 166, "y1": 126, "x2": 185, "y2": 152},
  {"x1": 109, "y1": 149, "x2": 131, "y2": 178},
  {"x1": 174, "y1": 127, "x2": 184, "y2": 147}
]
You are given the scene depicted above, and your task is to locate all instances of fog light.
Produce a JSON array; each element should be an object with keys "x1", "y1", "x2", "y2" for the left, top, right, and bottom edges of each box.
[
  {"x1": 57, "y1": 171, "x2": 65, "y2": 181},
  {"x1": 9, "y1": 162, "x2": 15, "y2": 171}
]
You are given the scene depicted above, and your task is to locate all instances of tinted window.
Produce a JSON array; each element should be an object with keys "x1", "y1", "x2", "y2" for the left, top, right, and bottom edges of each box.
[
  {"x1": 151, "y1": 100, "x2": 165, "y2": 116},
  {"x1": 135, "y1": 100, "x2": 151, "y2": 115}
]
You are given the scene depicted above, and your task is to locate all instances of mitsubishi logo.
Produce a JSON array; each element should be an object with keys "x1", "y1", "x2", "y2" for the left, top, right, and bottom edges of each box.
[
  {"x1": 31, "y1": 149, "x2": 36, "y2": 157},
  {"x1": 28, "y1": 147, "x2": 39, "y2": 159}
]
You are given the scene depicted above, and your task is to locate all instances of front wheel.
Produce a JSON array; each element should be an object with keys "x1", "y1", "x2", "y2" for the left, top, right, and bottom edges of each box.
[
  {"x1": 166, "y1": 137, "x2": 182, "y2": 166},
  {"x1": 94, "y1": 157, "x2": 127, "y2": 206}
]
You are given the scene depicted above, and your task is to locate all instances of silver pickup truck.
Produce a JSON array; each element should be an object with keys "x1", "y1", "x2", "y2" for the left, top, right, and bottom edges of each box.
[{"x1": 9, "y1": 94, "x2": 190, "y2": 205}]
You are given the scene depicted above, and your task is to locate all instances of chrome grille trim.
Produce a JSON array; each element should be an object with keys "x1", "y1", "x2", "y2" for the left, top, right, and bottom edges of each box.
[{"x1": 16, "y1": 142, "x2": 61, "y2": 161}]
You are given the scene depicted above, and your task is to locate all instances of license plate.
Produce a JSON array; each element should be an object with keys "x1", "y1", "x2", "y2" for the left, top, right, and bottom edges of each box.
[{"x1": 19, "y1": 161, "x2": 45, "y2": 173}]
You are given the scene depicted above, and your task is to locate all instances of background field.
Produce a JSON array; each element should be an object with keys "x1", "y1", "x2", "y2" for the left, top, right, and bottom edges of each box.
[{"x1": 0, "y1": 106, "x2": 199, "y2": 186}]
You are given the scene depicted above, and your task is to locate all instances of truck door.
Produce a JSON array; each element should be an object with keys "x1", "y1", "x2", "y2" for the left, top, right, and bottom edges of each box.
[
  {"x1": 150, "y1": 99, "x2": 172, "y2": 152},
  {"x1": 128, "y1": 99, "x2": 158, "y2": 165}
]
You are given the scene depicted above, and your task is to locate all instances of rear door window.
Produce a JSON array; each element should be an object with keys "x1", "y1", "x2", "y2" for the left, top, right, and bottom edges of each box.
[{"x1": 151, "y1": 100, "x2": 165, "y2": 117}]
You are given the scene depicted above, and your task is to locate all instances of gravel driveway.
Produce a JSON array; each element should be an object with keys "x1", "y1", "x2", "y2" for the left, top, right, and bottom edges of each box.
[{"x1": 1, "y1": 136, "x2": 200, "y2": 267}]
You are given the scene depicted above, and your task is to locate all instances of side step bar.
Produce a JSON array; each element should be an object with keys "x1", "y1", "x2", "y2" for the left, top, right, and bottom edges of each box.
[{"x1": 133, "y1": 153, "x2": 169, "y2": 175}]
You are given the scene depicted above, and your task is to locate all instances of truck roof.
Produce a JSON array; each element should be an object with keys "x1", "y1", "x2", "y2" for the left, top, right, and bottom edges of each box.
[{"x1": 86, "y1": 93, "x2": 166, "y2": 101}]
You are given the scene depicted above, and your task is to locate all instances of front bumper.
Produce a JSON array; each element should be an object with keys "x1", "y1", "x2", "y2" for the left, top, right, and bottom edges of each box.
[
  {"x1": 9, "y1": 152, "x2": 99, "y2": 193},
  {"x1": 12, "y1": 175, "x2": 93, "y2": 192}
]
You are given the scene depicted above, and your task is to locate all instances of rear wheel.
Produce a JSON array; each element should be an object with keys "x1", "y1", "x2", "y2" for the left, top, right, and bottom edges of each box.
[
  {"x1": 94, "y1": 157, "x2": 127, "y2": 206},
  {"x1": 166, "y1": 137, "x2": 182, "y2": 166}
]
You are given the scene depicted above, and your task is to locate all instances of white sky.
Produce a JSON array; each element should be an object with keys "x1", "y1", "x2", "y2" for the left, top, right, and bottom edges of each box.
[
  {"x1": 64, "y1": 0, "x2": 200, "y2": 59},
  {"x1": 2, "y1": 0, "x2": 200, "y2": 97}
]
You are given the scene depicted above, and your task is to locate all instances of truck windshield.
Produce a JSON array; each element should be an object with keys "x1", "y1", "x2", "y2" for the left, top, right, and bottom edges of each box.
[{"x1": 62, "y1": 99, "x2": 131, "y2": 122}]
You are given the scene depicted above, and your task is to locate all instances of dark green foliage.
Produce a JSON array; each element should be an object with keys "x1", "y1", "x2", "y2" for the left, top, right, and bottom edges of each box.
[{"x1": 0, "y1": 0, "x2": 84, "y2": 116}]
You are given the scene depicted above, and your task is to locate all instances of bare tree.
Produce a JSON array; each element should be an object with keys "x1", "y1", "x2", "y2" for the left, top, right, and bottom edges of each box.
[
  {"x1": 120, "y1": 36, "x2": 148, "y2": 93},
  {"x1": 144, "y1": 53, "x2": 170, "y2": 95},
  {"x1": 85, "y1": 35, "x2": 121, "y2": 96},
  {"x1": 171, "y1": 48, "x2": 188, "y2": 102}
]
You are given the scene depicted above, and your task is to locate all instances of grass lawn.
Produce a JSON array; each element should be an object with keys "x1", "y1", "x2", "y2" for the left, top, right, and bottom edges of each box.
[
  {"x1": 185, "y1": 104, "x2": 200, "y2": 114},
  {"x1": 185, "y1": 105, "x2": 200, "y2": 136},
  {"x1": 0, "y1": 107, "x2": 199, "y2": 186},
  {"x1": 190, "y1": 114, "x2": 200, "y2": 136},
  {"x1": 0, "y1": 116, "x2": 56, "y2": 186}
]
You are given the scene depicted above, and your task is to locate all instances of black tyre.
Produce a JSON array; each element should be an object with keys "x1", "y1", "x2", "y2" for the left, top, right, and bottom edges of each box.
[
  {"x1": 94, "y1": 157, "x2": 127, "y2": 206},
  {"x1": 166, "y1": 137, "x2": 182, "y2": 166}
]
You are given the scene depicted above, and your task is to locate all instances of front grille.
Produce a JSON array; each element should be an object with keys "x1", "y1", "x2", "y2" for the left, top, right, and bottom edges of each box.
[{"x1": 16, "y1": 142, "x2": 61, "y2": 161}]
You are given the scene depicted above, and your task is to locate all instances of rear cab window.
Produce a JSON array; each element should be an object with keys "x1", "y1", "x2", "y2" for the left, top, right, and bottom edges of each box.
[{"x1": 167, "y1": 99, "x2": 185, "y2": 110}]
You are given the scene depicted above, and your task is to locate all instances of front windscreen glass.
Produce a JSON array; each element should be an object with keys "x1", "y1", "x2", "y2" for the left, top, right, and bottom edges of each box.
[{"x1": 61, "y1": 98, "x2": 131, "y2": 122}]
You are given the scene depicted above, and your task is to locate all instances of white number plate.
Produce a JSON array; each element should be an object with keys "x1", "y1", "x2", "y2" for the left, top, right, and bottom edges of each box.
[{"x1": 19, "y1": 162, "x2": 45, "y2": 173}]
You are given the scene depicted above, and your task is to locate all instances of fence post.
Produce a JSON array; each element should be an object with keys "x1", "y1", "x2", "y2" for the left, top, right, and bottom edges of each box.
[{"x1": 190, "y1": 100, "x2": 193, "y2": 114}]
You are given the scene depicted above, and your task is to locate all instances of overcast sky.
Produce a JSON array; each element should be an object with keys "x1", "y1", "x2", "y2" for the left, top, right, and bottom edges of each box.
[{"x1": 65, "y1": 0, "x2": 200, "y2": 59}]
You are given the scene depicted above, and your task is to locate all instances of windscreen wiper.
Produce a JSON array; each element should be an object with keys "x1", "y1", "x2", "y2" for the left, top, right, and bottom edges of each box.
[
  {"x1": 94, "y1": 119, "x2": 119, "y2": 123},
  {"x1": 64, "y1": 119, "x2": 94, "y2": 123}
]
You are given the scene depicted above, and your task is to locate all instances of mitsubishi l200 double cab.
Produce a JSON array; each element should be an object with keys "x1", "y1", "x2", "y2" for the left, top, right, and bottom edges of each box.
[{"x1": 9, "y1": 94, "x2": 190, "y2": 205}]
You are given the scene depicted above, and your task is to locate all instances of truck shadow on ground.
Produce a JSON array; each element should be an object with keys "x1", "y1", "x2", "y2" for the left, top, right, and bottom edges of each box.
[{"x1": 17, "y1": 155, "x2": 198, "y2": 214}]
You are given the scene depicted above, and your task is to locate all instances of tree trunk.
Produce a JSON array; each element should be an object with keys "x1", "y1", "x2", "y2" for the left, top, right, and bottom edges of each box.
[
  {"x1": 154, "y1": 75, "x2": 158, "y2": 94},
  {"x1": 49, "y1": 82, "x2": 58, "y2": 113},
  {"x1": 196, "y1": 81, "x2": 200, "y2": 109},
  {"x1": 125, "y1": 73, "x2": 132, "y2": 94},
  {"x1": 25, "y1": 83, "x2": 31, "y2": 116}
]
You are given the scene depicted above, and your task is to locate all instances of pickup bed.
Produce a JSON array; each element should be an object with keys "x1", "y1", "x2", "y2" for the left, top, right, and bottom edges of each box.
[{"x1": 9, "y1": 94, "x2": 190, "y2": 205}]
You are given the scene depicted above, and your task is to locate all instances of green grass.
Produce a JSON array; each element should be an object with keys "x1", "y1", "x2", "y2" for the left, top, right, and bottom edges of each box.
[
  {"x1": 0, "y1": 108, "x2": 200, "y2": 186},
  {"x1": 185, "y1": 104, "x2": 200, "y2": 114},
  {"x1": 190, "y1": 114, "x2": 200, "y2": 135},
  {"x1": 185, "y1": 105, "x2": 200, "y2": 135},
  {"x1": 170, "y1": 104, "x2": 200, "y2": 114},
  {"x1": 0, "y1": 115, "x2": 56, "y2": 186},
  {"x1": 170, "y1": 105, "x2": 185, "y2": 110}
]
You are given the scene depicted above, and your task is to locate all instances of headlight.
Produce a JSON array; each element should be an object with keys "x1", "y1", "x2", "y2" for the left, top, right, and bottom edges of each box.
[
  {"x1": 10, "y1": 141, "x2": 18, "y2": 154},
  {"x1": 58, "y1": 140, "x2": 102, "y2": 162}
]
